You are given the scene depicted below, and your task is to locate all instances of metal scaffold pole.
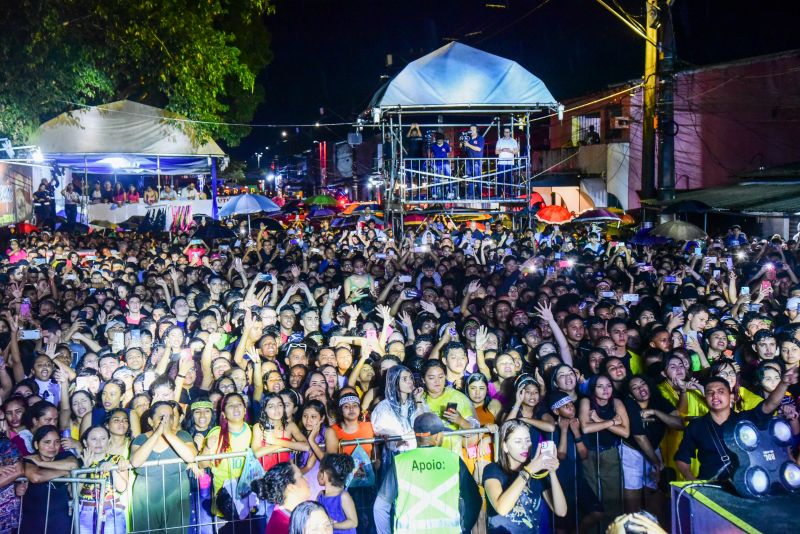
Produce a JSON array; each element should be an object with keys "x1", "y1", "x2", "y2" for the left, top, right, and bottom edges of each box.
[{"x1": 526, "y1": 111, "x2": 532, "y2": 229}]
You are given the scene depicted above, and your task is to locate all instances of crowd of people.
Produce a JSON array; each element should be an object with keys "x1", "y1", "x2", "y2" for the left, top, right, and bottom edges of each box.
[{"x1": 0, "y1": 213, "x2": 798, "y2": 534}]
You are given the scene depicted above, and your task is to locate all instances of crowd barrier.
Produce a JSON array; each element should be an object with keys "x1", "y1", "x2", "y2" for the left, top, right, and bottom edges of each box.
[{"x1": 12, "y1": 427, "x2": 509, "y2": 534}]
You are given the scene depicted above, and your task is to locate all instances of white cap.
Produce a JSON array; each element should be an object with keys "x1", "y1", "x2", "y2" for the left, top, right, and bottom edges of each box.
[{"x1": 787, "y1": 297, "x2": 800, "y2": 312}]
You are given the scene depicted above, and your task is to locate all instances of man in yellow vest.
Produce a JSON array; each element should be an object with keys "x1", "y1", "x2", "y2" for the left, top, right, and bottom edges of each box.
[{"x1": 373, "y1": 412, "x2": 481, "y2": 534}]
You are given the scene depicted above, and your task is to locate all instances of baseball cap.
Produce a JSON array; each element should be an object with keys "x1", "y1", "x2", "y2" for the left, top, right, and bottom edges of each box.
[
  {"x1": 787, "y1": 297, "x2": 800, "y2": 312},
  {"x1": 413, "y1": 412, "x2": 447, "y2": 437}
]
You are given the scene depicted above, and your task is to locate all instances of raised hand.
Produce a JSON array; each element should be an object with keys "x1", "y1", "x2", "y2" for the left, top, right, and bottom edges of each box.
[{"x1": 534, "y1": 300, "x2": 555, "y2": 323}]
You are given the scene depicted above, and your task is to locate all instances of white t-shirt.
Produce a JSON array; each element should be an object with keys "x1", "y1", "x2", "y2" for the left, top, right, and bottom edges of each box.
[{"x1": 496, "y1": 137, "x2": 519, "y2": 161}]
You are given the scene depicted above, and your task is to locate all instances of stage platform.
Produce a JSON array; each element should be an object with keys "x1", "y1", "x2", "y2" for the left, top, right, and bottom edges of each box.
[{"x1": 671, "y1": 481, "x2": 800, "y2": 534}]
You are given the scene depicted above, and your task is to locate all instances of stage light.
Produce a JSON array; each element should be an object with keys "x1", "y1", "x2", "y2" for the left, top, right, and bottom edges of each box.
[
  {"x1": 31, "y1": 148, "x2": 44, "y2": 163},
  {"x1": 770, "y1": 419, "x2": 792, "y2": 445},
  {"x1": 745, "y1": 467, "x2": 769, "y2": 495},
  {"x1": 725, "y1": 417, "x2": 800, "y2": 498},
  {"x1": 734, "y1": 421, "x2": 759, "y2": 451},
  {"x1": 781, "y1": 462, "x2": 800, "y2": 490}
]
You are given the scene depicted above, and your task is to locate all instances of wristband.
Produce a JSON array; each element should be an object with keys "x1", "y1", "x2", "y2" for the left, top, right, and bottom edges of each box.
[
  {"x1": 573, "y1": 436, "x2": 583, "y2": 443},
  {"x1": 519, "y1": 470, "x2": 531, "y2": 482},
  {"x1": 177, "y1": 374, "x2": 186, "y2": 379}
]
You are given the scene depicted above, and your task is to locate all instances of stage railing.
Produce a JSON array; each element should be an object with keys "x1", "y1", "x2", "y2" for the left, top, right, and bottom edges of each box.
[{"x1": 399, "y1": 157, "x2": 529, "y2": 204}]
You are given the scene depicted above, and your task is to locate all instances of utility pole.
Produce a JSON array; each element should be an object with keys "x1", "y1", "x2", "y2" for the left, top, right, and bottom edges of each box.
[
  {"x1": 255, "y1": 152, "x2": 263, "y2": 168},
  {"x1": 656, "y1": 0, "x2": 676, "y2": 201},
  {"x1": 640, "y1": 0, "x2": 658, "y2": 200}
]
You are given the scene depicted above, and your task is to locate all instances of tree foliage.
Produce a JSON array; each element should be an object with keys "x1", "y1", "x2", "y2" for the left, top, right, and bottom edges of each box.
[{"x1": 0, "y1": 0, "x2": 274, "y2": 147}]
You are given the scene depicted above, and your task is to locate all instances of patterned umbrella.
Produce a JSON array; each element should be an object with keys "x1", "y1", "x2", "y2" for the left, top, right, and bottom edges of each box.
[
  {"x1": 535, "y1": 205, "x2": 573, "y2": 224},
  {"x1": 343, "y1": 202, "x2": 380, "y2": 215},
  {"x1": 403, "y1": 214, "x2": 428, "y2": 226},
  {"x1": 573, "y1": 208, "x2": 622, "y2": 223},
  {"x1": 307, "y1": 194, "x2": 338, "y2": 206}
]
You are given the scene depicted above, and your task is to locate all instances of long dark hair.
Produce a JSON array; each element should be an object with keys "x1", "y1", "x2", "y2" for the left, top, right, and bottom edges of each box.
[{"x1": 258, "y1": 392, "x2": 287, "y2": 431}]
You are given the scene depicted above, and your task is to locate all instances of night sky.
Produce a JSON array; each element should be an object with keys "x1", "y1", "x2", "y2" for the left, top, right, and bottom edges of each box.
[{"x1": 234, "y1": 0, "x2": 800, "y2": 160}]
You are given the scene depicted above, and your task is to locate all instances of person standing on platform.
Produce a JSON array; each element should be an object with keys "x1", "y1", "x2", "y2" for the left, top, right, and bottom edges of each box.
[
  {"x1": 61, "y1": 182, "x2": 80, "y2": 231},
  {"x1": 429, "y1": 132, "x2": 451, "y2": 200},
  {"x1": 675, "y1": 368, "x2": 797, "y2": 481},
  {"x1": 495, "y1": 126, "x2": 519, "y2": 198},
  {"x1": 373, "y1": 412, "x2": 481, "y2": 534},
  {"x1": 461, "y1": 124, "x2": 484, "y2": 200}
]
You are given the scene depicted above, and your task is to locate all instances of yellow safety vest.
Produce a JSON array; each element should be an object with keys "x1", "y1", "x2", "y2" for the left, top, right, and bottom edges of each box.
[{"x1": 393, "y1": 446, "x2": 461, "y2": 534}]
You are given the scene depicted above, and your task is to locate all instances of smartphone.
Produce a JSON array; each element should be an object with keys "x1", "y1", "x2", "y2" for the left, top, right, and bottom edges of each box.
[
  {"x1": 749, "y1": 303, "x2": 762, "y2": 312},
  {"x1": 375, "y1": 253, "x2": 387, "y2": 259},
  {"x1": 554, "y1": 252, "x2": 562, "y2": 260},
  {"x1": 413, "y1": 246, "x2": 430, "y2": 253},
  {"x1": 365, "y1": 329, "x2": 378, "y2": 342},
  {"x1": 448, "y1": 325, "x2": 458, "y2": 338},
  {"x1": 546, "y1": 267, "x2": 555, "y2": 276},
  {"x1": 694, "y1": 247, "x2": 702, "y2": 256},
  {"x1": 622, "y1": 293, "x2": 639, "y2": 303},
  {"x1": 75, "y1": 376, "x2": 90, "y2": 391},
  {"x1": 20, "y1": 329, "x2": 41, "y2": 341},
  {"x1": 257, "y1": 273, "x2": 273, "y2": 282},
  {"x1": 130, "y1": 329, "x2": 141, "y2": 343},
  {"x1": 740, "y1": 286, "x2": 750, "y2": 296},
  {"x1": 405, "y1": 289, "x2": 421, "y2": 299},
  {"x1": 18, "y1": 300, "x2": 33, "y2": 322},
  {"x1": 398, "y1": 275, "x2": 412, "y2": 283},
  {"x1": 713, "y1": 270, "x2": 721, "y2": 279},
  {"x1": 672, "y1": 306, "x2": 683, "y2": 316},
  {"x1": 445, "y1": 402, "x2": 458, "y2": 414},
  {"x1": 600, "y1": 291, "x2": 616, "y2": 299},
  {"x1": 558, "y1": 260, "x2": 571, "y2": 268},
  {"x1": 761, "y1": 280, "x2": 772, "y2": 291},
  {"x1": 539, "y1": 440, "x2": 557, "y2": 459},
  {"x1": 112, "y1": 332, "x2": 125, "y2": 353},
  {"x1": 639, "y1": 265, "x2": 654, "y2": 272}
]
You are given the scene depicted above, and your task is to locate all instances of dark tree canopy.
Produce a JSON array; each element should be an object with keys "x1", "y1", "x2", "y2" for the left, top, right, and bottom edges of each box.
[{"x1": 0, "y1": 0, "x2": 274, "y2": 147}]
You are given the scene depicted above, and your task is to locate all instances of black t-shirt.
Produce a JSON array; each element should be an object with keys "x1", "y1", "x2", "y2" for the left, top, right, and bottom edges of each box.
[
  {"x1": 675, "y1": 404, "x2": 771, "y2": 480},
  {"x1": 623, "y1": 393, "x2": 675, "y2": 452},
  {"x1": 483, "y1": 462, "x2": 548, "y2": 534}
]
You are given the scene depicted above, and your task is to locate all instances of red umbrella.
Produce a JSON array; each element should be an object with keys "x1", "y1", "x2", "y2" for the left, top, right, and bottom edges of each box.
[
  {"x1": 14, "y1": 222, "x2": 40, "y2": 234},
  {"x1": 518, "y1": 192, "x2": 545, "y2": 206},
  {"x1": 536, "y1": 205, "x2": 573, "y2": 224}
]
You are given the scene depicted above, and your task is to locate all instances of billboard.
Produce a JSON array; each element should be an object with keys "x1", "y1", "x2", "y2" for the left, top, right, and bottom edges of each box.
[{"x1": 0, "y1": 162, "x2": 33, "y2": 226}]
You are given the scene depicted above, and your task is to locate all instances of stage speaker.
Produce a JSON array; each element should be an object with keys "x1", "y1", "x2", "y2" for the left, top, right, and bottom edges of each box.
[{"x1": 724, "y1": 417, "x2": 800, "y2": 498}]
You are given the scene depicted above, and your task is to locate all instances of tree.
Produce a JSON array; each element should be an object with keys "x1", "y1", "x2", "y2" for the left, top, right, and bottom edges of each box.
[{"x1": 0, "y1": 0, "x2": 274, "y2": 147}]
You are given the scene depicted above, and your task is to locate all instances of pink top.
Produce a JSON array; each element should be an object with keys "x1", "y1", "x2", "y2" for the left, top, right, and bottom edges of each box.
[{"x1": 6, "y1": 249, "x2": 27, "y2": 263}]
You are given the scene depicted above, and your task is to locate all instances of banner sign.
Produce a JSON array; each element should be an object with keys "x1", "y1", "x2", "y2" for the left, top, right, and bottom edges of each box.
[{"x1": 0, "y1": 162, "x2": 33, "y2": 226}]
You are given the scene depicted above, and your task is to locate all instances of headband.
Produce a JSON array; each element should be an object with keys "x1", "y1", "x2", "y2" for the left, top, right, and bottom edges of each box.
[
  {"x1": 550, "y1": 395, "x2": 573, "y2": 412},
  {"x1": 190, "y1": 400, "x2": 213, "y2": 411},
  {"x1": 338, "y1": 395, "x2": 360, "y2": 408}
]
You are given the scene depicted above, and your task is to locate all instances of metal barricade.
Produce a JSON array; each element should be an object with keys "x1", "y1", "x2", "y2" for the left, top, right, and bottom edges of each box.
[
  {"x1": 400, "y1": 157, "x2": 528, "y2": 204},
  {"x1": 62, "y1": 449, "x2": 294, "y2": 534},
  {"x1": 15, "y1": 476, "x2": 106, "y2": 534}
]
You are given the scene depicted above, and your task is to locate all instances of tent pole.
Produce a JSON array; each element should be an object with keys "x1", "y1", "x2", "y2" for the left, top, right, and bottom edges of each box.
[
  {"x1": 526, "y1": 111, "x2": 532, "y2": 230},
  {"x1": 157, "y1": 156, "x2": 161, "y2": 192},
  {"x1": 211, "y1": 158, "x2": 219, "y2": 220}
]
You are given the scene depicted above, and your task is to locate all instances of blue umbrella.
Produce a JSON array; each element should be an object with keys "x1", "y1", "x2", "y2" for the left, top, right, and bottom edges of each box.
[
  {"x1": 630, "y1": 227, "x2": 669, "y2": 246},
  {"x1": 219, "y1": 193, "x2": 280, "y2": 233},
  {"x1": 219, "y1": 194, "x2": 280, "y2": 217}
]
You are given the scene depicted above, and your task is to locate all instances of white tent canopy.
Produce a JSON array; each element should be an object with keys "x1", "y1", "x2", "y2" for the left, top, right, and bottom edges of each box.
[
  {"x1": 33, "y1": 100, "x2": 224, "y2": 174},
  {"x1": 372, "y1": 42, "x2": 558, "y2": 110}
]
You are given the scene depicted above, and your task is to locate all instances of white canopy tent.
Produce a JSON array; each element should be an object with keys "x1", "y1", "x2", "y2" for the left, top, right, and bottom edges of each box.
[
  {"x1": 371, "y1": 42, "x2": 558, "y2": 111},
  {"x1": 33, "y1": 100, "x2": 224, "y2": 175},
  {"x1": 370, "y1": 43, "x2": 559, "y2": 230}
]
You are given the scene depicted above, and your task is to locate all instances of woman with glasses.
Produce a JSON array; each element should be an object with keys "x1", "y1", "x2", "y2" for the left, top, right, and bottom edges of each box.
[
  {"x1": 709, "y1": 358, "x2": 761, "y2": 411},
  {"x1": 483, "y1": 419, "x2": 567, "y2": 533}
]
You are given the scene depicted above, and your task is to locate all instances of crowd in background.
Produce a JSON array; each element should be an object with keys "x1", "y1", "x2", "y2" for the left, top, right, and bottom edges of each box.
[{"x1": 0, "y1": 213, "x2": 798, "y2": 534}]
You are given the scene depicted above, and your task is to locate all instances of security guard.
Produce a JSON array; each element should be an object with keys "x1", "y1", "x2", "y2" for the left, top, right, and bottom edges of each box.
[{"x1": 374, "y1": 412, "x2": 481, "y2": 534}]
